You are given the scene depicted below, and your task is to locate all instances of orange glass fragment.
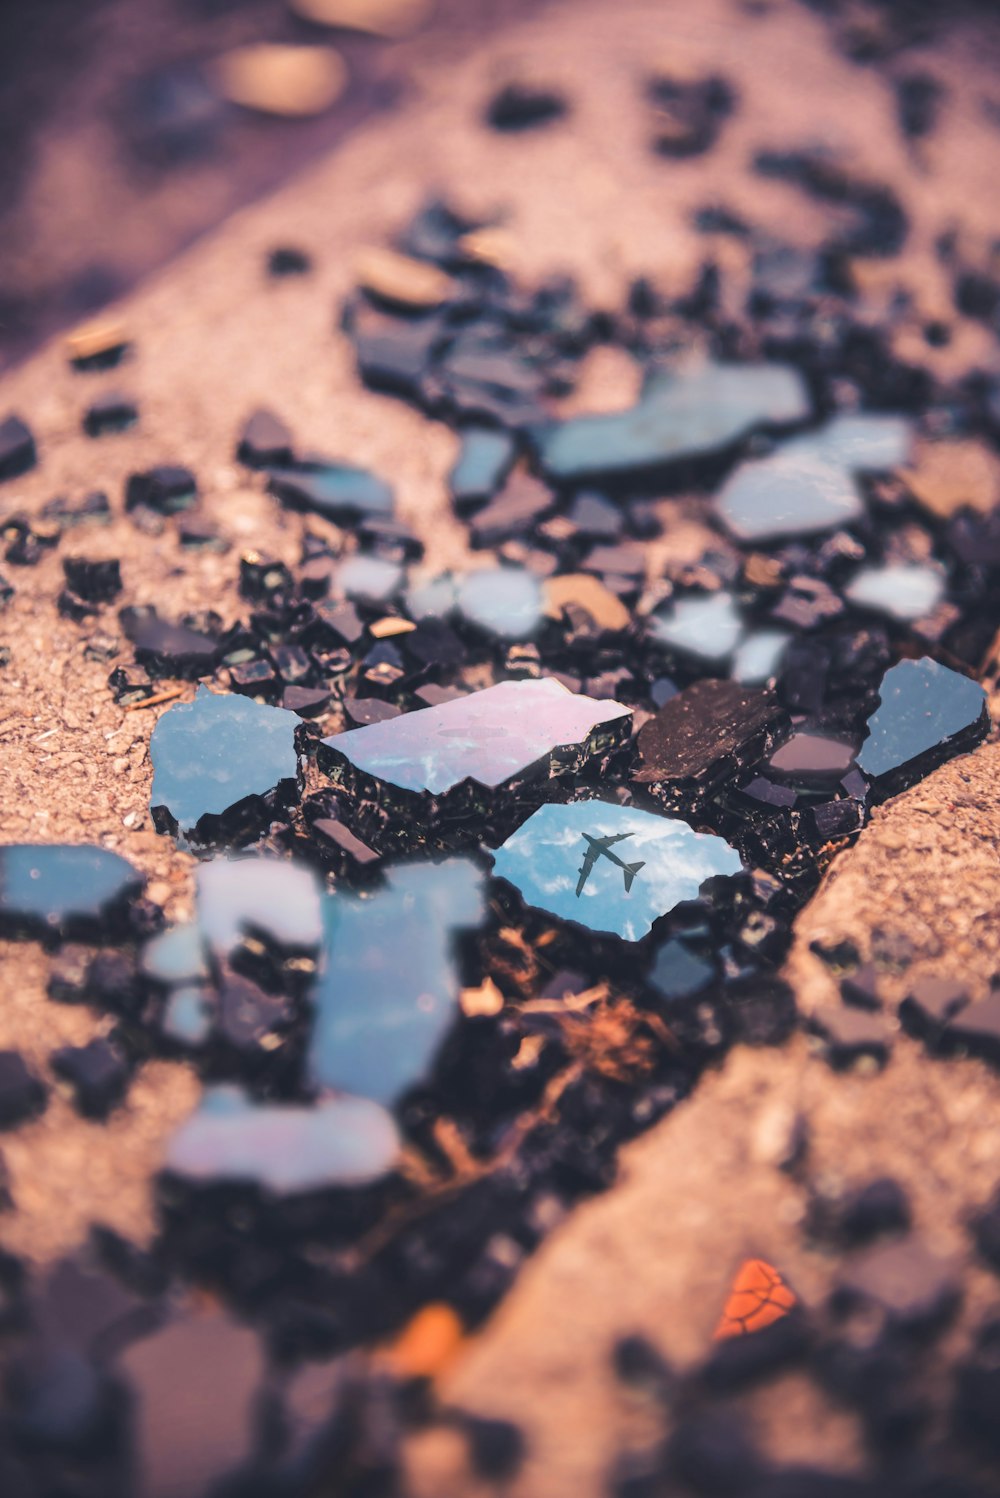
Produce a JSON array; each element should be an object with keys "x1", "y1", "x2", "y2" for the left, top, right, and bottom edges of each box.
[
  {"x1": 382, "y1": 1302, "x2": 465, "y2": 1379},
  {"x1": 714, "y1": 1258, "x2": 796, "y2": 1341}
]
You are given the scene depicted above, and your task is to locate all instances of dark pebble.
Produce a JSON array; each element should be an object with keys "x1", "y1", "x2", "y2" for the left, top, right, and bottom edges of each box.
[
  {"x1": 82, "y1": 392, "x2": 138, "y2": 438},
  {"x1": 485, "y1": 81, "x2": 568, "y2": 132},
  {"x1": 125, "y1": 465, "x2": 197, "y2": 515},
  {"x1": 0, "y1": 1052, "x2": 47, "y2": 1130},
  {"x1": 0, "y1": 414, "x2": 37, "y2": 482},
  {"x1": 51, "y1": 1039, "x2": 130, "y2": 1120},
  {"x1": 62, "y1": 557, "x2": 122, "y2": 604}
]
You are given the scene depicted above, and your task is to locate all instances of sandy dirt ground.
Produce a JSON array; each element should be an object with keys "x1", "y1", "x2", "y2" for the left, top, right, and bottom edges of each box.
[{"x1": 2, "y1": 0, "x2": 1000, "y2": 1486}]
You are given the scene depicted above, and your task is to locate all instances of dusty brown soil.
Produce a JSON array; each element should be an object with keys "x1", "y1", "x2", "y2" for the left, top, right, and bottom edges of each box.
[{"x1": 2, "y1": 0, "x2": 1000, "y2": 1486}]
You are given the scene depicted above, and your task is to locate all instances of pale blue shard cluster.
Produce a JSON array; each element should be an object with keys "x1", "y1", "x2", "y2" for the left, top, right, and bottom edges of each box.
[{"x1": 714, "y1": 413, "x2": 912, "y2": 541}]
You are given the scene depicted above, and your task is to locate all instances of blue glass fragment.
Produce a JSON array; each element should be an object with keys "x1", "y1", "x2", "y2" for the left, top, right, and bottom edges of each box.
[
  {"x1": 149, "y1": 686, "x2": 300, "y2": 838},
  {"x1": 0, "y1": 844, "x2": 143, "y2": 939},
  {"x1": 337, "y1": 555, "x2": 403, "y2": 604},
  {"x1": 196, "y1": 857, "x2": 323, "y2": 958},
  {"x1": 166, "y1": 1085, "x2": 400, "y2": 1193},
  {"x1": 650, "y1": 590, "x2": 744, "y2": 664},
  {"x1": 456, "y1": 567, "x2": 543, "y2": 640},
  {"x1": 732, "y1": 629, "x2": 790, "y2": 685},
  {"x1": 715, "y1": 414, "x2": 912, "y2": 541},
  {"x1": 534, "y1": 360, "x2": 809, "y2": 484},
  {"x1": 857, "y1": 656, "x2": 988, "y2": 794},
  {"x1": 309, "y1": 860, "x2": 485, "y2": 1105},
  {"x1": 141, "y1": 924, "x2": 207, "y2": 986},
  {"x1": 490, "y1": 800, "x2": 743, "y2": 942},
  {"x1": 449, "y1": 426, "x2": 517, "y2": 510},
  {"x1": 162, "y1": 986, "x2": 213, "y2": 1046},
  {"x1": 321, "y1": 678, "x2": 631, "y2": 798},
  {"x1": 268, "y1": 462, "x2": 393, "y2": 522},
  {"x1": 406, "y1": 573, "x2": 458, "y2": 620},
  {"x1": 845, "y1": 563, "x2": 944, "y2": 621}
]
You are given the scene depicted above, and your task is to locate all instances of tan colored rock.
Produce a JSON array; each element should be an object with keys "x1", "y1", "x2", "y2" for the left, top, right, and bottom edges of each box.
[
  {"x1": 214, "y1": 44, "x2": 347, "y2": 118},
  {"x1": 289, "y1": 0, "x2": 432, "y2": 39},
  {"x1": 901, "y1": 438, "x2": 1000, "y2": 518},
  {"x1": 356, "y1": 245, "x2": 457, "y2": 309},
  {"x1": 543, "y1": 573, "x2": 630, "y2": 632}
]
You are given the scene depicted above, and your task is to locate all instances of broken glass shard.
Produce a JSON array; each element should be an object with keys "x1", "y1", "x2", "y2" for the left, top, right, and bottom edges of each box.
[
  {"x1": 844, "y1": 563, "x2": 944, "y2": 622},
  {"x1": 336, "y1": 554, "x2": 403, "y2": 603},
  {"x1": 767, "y1": 733, "x2": 856, "y2": 785},
  {"x1": 309, "y1": 859, "x2": 485, "y2": 1105},
  {"x1": 149, "y1": 685, "x2": 300, "y2": 841},
  {"x1": 0, "y1": 844, "x2": 143, "y2": 940},
  {"x1": 195, "y1": 857, "x2": 323, "y2": 959},
  {"x1": 319, "y1": 678, "x2": 631, "y2": 806},
  {"x1": 120, "y1": 608, "x2": 219, "y2": 677},
  {"x1": 455, "y1": 567, "x2": 543, "y2": 639},
  {"x1": 533, "y1": 360, "x2": 809, "y2": 485},
  {"x1": 165, "y1": 1085, "x2": 400, "y2": 1192},
  {"x1": 468, "y1": 470, "x2": 554, "y2": 549},
  {"x1": 268, "y1": 461, "x2": 393, "y2": 522},
  {"x1": 732, "y1": 630, "x2": 790, "y2": 686},
  {"x1": 120, "y1": 1311, "x2": 265, "y2": 1498},
  {"x1": 647, "y1": 938, "x2": 715, "y2": 1001},
  {"x1": 141, "y1": 924, "x2": 207, "y2": 986},
  {"x1": 715, "y1": 414, "x2": 912, "y2": 542},
  {"x1": 162, "y1": 987, "x2": 214, "y2": 1047},
  {"x1": 650, "y1": 590, "x2": 744, "y2": 664},
  {"x1": 634, "y1": 679, "x2": 789, "y2": 808},
  {"x1": 856, "y1": 656, "x2": 988, "y2": 798},
  {"x1": 491, "y1": 800, "x2": 743, "y2": 942},
  {"x1": 406, "y1": 573, "x2": 459, "y2": 620},
  {"x1": 449, "y1": 426, "x2": 517, "y2": 511}
]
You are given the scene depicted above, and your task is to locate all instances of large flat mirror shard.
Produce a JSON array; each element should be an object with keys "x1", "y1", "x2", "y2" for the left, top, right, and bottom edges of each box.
[
  {"x1": 319, "y1": 677, "x2": 631, "y2": 811},
  {"x1": 308, "y1": 859, "x2": 485, "y2": 1106},
  {"x1": 0, "y1": 845, "x2": 144, "y2": 940},
  {"x1": 150, "y1": 686, "x2": 300, "y2": 843},
  {"x1": 714, "y1": 414, "x2": 912, "y2": 541},
  {"x1": 857, "y1": 656, "x2": 989, "y2": 799},
  {"x1": 165, "y1": 1085, "x2": 401, "y2": 1194},
  {"x1": 533, "y1": 359, "x2": 809, "y2": 485},
  {"x1": 490, "y1": 800, "x2": 744, "y2": 942}
]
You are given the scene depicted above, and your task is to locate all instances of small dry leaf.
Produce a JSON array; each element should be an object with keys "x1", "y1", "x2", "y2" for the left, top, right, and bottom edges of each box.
[{"x1": 714, "y1": 1258, "x2": 796, "y2": 1340}]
